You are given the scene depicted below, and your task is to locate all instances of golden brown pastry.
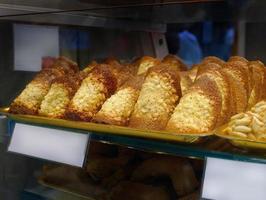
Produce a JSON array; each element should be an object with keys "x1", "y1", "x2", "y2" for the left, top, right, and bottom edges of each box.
[
  {"x1": 166, "y1": 76, "x2": 222, "y2": 133},
  {"x1": 38, "y1": 74, "x2": 81, "y2": 118},
  {"x1": 202, "y1": 56, "x2": 225, "y2": 66},
  {"x1": 53, "y1": 56, "x2": 79, "y2": 73},
  {"x1": 66, "y1": 65, "x2": 117, "y2": 121},
  {"x1": 131, "y1": 156, "x2": 198, "y2": 197},
  {"x1": 187, "y1": 64, "x2": 199, "y2": 82},
  {"x1": 129, "y1": 64, "x2": 181, "y2": 130},
  {"x1": 227, "y1": 56, "x2": 250, "y2": 96},
  {"x1": 222, "y1": 61, "x2": 249, "y2": 113},
  {"x1": 9, "y1": 68, "x2": 66, "y2": 115},
  {"x1": 107, "y1": 181, "x2": 170, "y2": 200},
  {"x1": 136, "y1": 56, "x2": 160, "y2": 75},
  {"x1": 179, "y1": 71, "x2": 193, "y2": 95},
  {"x1": 247, "y1": 61, "x2": 265, "y2": 108},
  {"x1": 162, "y1": 54, "x2": 187, "y2": 71},
  {"x1": 196, "y1": 62, "x2": 222, "y2": 77},
  {"x1": 93, "y1": 76, "x2": 144, "y2": 126},
  {"x1": 196, "y1": 68, "x2": 231, "y2": 125}
]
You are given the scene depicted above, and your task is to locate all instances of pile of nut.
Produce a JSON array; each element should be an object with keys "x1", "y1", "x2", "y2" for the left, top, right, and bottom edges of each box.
[{"x1": 223, "y1": 101, "x2": 266, "y2": 141}]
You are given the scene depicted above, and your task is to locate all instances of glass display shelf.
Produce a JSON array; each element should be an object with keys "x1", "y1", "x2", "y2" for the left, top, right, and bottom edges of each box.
[
  {"x1": 1, "y1": 1, "x2": 266, "y2": 26},
  {"x1": 6, "y1": 119, "x2": 266, "y2": 165}
]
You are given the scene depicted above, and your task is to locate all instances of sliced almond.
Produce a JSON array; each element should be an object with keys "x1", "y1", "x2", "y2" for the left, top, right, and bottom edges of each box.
[
  {"x1": 230, "y1": 131, "x2": 247, "y2": 138},
  {"x1": 234, "y1": 125, "x2": 252, "y2": 133}
]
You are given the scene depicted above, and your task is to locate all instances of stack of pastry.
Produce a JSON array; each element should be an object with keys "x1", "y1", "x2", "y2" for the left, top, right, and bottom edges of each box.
[
  {"x1": 166, "y1": 56, "x2": 266, "y2": 134},
  {"x1": 9, "y1": 54, "x2": 266, "y2": 135},
  {"x1": 9, "y1": 56, "x2": 77, "y2": 115}
]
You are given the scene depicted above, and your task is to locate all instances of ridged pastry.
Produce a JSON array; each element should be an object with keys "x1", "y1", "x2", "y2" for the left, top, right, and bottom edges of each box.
[
  {"x1": 53, "y1": 56, "x2": 79, "y2": 73},
  {"x1": 93, "y1": 76, "x2": 144, "y2": 126},
  {"x1": 129, "y1": 64, "x2": 181, "y2": 130},
  {"x1": 162, "y1": 54, "x2": 187, "y2": 71},
  {"x1": 131, "y1": 156, "x2": 198, "y2": 197},
  {"x1": 222, "y1": 61, "x2": 249, "y2": 113},
  {"x1": 166, "y1": 76, "x2": 222, "y2": 133},
  {"x1": 82, "y1": 60, "x2": 98, "y2": 74},
  {"x1": 196, "y1": 62, "x2": 222, "y2": 77},
  {"x1": 136, "y1": 56, "x2": 160, "y2": 75},
  {"x1": 196, "y1": 68, "x2": 231, "y2": 125},
  {"x1": 202, "y1": 56, "x2": 225, "y2": 66},
  {"x1": 247, "y1": 61, "x2": 265, "y2": 108},
  {"x1": 187, "y1": 65, "x2": 199, "y2": 82},
  {"x1": 66, "y1": 65, "x2": 117, "y2": 121},
  {"x1": 228, "y1": 55, "x2": 248, "y2": 63},
  {"x1": 262, "y1": 67, "x2": 266, "y2": 100},
  {"x1": 179, "y1": 71, "x2": 193, "y2": 95},
  {"x1": 9, "y1": 67, "x2": 68, "y2": 115},
  {"x1": 38, "y1": 75, "x2": 81, "y2": 118},
  {"x1": 227, "y1": 57, "x2": 250, "y2": 96}
]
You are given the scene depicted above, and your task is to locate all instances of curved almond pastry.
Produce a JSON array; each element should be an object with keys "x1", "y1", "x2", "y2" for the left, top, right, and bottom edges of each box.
[
  {"x1": 179, "y1": 71, "x2": 193, "y2": 95},
  {"x1": 9, "y1": 66, "x2": 69, "y2": 115},
  {"x1": 38, "y1": 75, "x2": 82, "y2": 118},
  {"x1": 196, "y1": 68, "x2": 231, "y2": 125},
  {"x1": 129, "y1": 64, "x2": 181, "y2": 130},
  {"x1": 222, "y1": 61, "x2": 249, "y2": 113},
  {"x1": 202, "y1": 56, "x2": 225, "y2": 66},
  {"x1": 162, "y1": 54, "x2": 187, "y2": 71},
  {"x1": 136, "y1": 56, "x2": 160, "y2": 75},
  {"x1": 248, "y1": 61, "x2": 265, "y2": 108},
  {"x1": 187, "y1": 64, "x2": 199, "y2": 82},
  {"x1": 196, "y1": 62, "x2": 222, "y2": 77},
  {"x1": 93, "y1": 76, "x2": 144, "y2": 126},
  {"x1": 166, "y1": 76, "x2": 222, "y2": 133},
  {"x1": 66, "y1": 65, "x2": 117, "y2": 121}
]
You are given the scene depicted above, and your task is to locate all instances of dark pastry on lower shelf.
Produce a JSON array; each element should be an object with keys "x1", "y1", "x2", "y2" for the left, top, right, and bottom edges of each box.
[
  {"x1": 131, "y1": 156, "x2": 199, "y2": 197},
  {"x1": 105, "y1": 181, "x2": 171, "y2": 200}
]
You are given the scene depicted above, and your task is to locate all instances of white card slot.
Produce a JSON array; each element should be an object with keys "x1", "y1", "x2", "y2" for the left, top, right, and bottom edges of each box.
[{"x1": 8, "y1": 123, "x2": 89, "y2": 167}]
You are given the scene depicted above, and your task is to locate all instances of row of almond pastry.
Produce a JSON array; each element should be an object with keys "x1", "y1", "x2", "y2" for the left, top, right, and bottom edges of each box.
[
  {"x1": 9, "y1": 55, "x2": 266, "y2": 135},
  {"x1": 8, "y1": 55, "x2": 185, "y2": 121}
]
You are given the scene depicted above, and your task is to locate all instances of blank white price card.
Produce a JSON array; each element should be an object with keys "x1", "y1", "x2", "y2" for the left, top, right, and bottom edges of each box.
[
  {"x1": 202, "y1": 157, "x2": 266, "y2": 200},
  {"x1": 8, "y1": 123, "x2": 89, "y2": 167}
]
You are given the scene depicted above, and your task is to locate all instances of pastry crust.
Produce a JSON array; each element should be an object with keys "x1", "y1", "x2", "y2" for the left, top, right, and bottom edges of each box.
[
  {"x1": 196, "y1": 62, "x2": 222, "y2": 77},
  {"x1": 66, "y1": 65, "x2": 117, "y2": 121},
  {"x1": 179, "y1": 71, "x2": 193, "y2": 95},
  {"x1": 53, "y1": 56, "x2": 79, "y2": 73},
  {"x1": 93, "y1": 76, "x2": 144, "y2": 126},
  {"x1": 9, "y1": 66, "x2": 69, "y2": 115},
  {"x1": 129, "y1": 64, "x2": 181, "y2": 130},
  {"x1": 196, "y1": 68, "x2": 231, "y2": 125},
  {"x1": 247, "y1": 61, "x2": 265, "y2": 108},
  {"x1": 187, "y1": 65, "x2": 199, "y2": 82},
  {"x1": 202, "y1": 56, "x2": 225, "y2": 66},
  {"x1": 222, "y1": 61, "x2": 249, "y2": 113},
  {"x1": 166, "y1": 76, "x2": 222, "y2": 133},
  {"x1": 38, "y1": 75, "x2": 81, "y2": 118},
  {"x1": 162, "y1": 54, "x2": 187, "y2": 71},
  {"x1": 136, "y1": 56, "x2": 160, "y2": 75}
]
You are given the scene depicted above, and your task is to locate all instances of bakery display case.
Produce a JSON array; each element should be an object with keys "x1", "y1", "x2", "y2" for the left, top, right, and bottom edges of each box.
[{"x1": 2, "y1": 0, "x2": 266, "y2": 199}]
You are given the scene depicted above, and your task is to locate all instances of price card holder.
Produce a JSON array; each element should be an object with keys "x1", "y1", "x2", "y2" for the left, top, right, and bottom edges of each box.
[
  {"x1": 201, "y1": 157, "x2": 266, "y2": 200},
  {"x1": 8, "y1": 123, "x2": 89, "y2": 167}
]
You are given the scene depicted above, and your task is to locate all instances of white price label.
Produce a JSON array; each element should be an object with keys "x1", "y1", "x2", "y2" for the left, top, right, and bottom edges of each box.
[
  {"x1": 202, "y1": 157, "x2": 266, "y2": 200},
  {"x1": 8, "y1": 123, "x2": 89, "y2": 167}
]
